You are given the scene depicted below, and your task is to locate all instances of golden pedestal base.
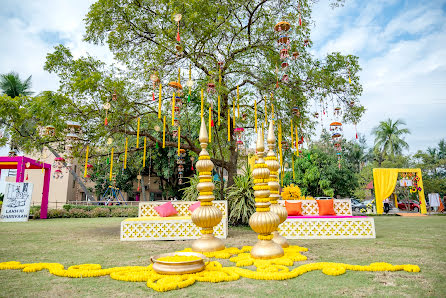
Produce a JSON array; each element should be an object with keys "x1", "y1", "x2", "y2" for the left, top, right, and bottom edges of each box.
[
  {"x1": 272, "y1": 231, "x2": 289, "y2": 248},
  {"x1": 250, "y1": 239, "x2": 284, "y2": 259},
  {"x1": 191, "y1": 233, "x2": 225, "y2": 252}
]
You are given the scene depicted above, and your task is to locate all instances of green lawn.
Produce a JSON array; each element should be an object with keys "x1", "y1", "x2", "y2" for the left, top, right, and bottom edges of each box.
[{"x1": 0, "y1": 216, "x2": 445, "y2": 297}]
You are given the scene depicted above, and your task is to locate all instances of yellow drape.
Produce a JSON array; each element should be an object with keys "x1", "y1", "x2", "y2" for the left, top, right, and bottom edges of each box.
[{"x1": 373, "y1": 168, "x2": 427, "y2": 214}]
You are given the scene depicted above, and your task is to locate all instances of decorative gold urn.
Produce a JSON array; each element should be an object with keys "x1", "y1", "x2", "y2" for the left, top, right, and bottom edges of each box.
[
  {"x1": 249, "y1": 127, "x2": 284, "y2": 259},
  {"x1": 265, "y1": 121, "x2": 289, "y2": 248},
  {"x1": 191, "y1": 118, "x2": 225, "y2": 252}
]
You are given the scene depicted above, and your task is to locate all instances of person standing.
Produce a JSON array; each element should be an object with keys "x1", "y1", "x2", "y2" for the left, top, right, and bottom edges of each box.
[{"x1": 383, "y1": 198, "x2": 390, "y2": 214}]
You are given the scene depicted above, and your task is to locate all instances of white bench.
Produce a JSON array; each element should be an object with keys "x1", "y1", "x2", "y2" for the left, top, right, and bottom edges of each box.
[
  {"x1": 277, "y1": 199, "x2": 376, "y2": 239},
  {"x1": 120, "y1": 201, "x2": 227, "y2": 241}
]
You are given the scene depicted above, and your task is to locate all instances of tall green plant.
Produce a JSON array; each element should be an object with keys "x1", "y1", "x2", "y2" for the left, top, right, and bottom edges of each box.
[
  {"x1": 226, "y1": 168, "x2": 255, "y2": 226},
  {"x1": 180, "y1": 174, "x2": 222, "y2": 201}
]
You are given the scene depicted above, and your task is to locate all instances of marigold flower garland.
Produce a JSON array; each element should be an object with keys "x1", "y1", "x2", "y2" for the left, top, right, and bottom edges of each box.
[{"x1": 0, "y1": 245, "x2": 420, "y2": 293}]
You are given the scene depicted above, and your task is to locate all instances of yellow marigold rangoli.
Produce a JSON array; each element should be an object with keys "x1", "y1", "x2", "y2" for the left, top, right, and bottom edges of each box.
[{"x1": 0, "y1": 245, "x2": 420, "y2": 292}]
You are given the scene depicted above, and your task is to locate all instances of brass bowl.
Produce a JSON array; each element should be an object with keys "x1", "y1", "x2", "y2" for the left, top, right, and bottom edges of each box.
[{"x1": 150, "y1": 252, "x2": 209, "y2": 275}]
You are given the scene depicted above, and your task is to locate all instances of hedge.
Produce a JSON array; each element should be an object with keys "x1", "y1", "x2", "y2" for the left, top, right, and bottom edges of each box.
[{"x1": 31, "y1": 205, "x2": 138, "y2": 219}]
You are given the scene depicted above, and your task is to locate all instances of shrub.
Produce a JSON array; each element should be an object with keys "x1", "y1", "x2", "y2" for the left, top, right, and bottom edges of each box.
[
  {"x1": 110, "y1": 207, "x2": 137, "y2": 217},
  {"x1": 89, "y1": 207, "x2": 110, "y2": 217},
  {"x1": 47, "y1": 209, "x2": 68, "y2": 218},
  {"x1": 68, "y1": 208, "x2": 89, "y2": 218},
  {"x1": 226, "y1": 169, "x2": 255, "y2": 226},
  {"x1": 30, "y1": 206, "x2": 41, "y2": 219}
]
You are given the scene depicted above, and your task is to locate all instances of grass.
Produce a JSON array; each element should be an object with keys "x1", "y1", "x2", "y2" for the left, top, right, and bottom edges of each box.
[{"x1": 0, "y1": 216, "x2": 445, "y2": 297}]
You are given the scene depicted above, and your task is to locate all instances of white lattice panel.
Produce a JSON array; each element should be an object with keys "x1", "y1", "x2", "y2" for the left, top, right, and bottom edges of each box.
[
  {"x1": 139, "y1": 201, "x2": 228, "y2": 218},
  {"x1": 278, "y1": 199, "x2": 352, "y2": 216},
  {"x1": 121, "y1": 219, "x2": 227, "y2": 241},
  {"x1": 278, "y1": 217, "x2": 375, "y2": 239}
]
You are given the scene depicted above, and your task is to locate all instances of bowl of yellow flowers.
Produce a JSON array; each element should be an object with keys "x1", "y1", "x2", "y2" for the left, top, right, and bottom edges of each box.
[{"x1": 150, "y1": 252, "x2": 209, "y2": 275}]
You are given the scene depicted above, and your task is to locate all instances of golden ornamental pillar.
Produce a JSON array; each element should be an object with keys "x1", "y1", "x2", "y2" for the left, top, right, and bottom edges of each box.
[
  {"x1": 249, "y1": 127, "x2": 284, "y2": 259},
  {"x1": 265, "y1": 121, "x2": 289, "y2": 247},
  {"x1": 191, "y1": 118, "x2": 225, "y2": 252}
]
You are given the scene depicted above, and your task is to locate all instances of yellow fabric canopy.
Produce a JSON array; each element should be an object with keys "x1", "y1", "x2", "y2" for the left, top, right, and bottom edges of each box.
[{"x1": 373, "y1": 168, "x2": 427, "y2": 214}]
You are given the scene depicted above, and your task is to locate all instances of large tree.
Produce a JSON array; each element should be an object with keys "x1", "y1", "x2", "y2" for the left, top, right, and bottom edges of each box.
[
  {"x1": 372, "y1": 118, "x2": 410, "y2": 165},
  {"x1": 1, "y1": 0, "x2": 364, "y2": 199}
]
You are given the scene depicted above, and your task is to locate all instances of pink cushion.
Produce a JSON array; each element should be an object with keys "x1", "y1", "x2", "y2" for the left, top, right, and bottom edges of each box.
[
  {"x1": 154, "y1": 202, "x2": 178, "y2": 217},
  {"x1": 189, "y1": 201, "x2": 201, "y2": 213}
]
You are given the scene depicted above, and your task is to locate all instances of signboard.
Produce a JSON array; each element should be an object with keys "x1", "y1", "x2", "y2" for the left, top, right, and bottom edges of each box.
[
  {"x1": 1, "y1": 182, "x2": 34, "y2": 222},
  {"x1": 399, "y1": 179, "x2": 412, "y2": 187}
]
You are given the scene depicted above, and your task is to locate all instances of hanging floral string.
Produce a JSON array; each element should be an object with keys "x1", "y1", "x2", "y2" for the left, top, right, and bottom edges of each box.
[
  {"x1": 124, "y1": 137, "x2": 128, "y2": 169},
  {"x1": 237, "y1": 85, "x2": 240, "y2": 118},
  {"x1": 232, "y1": 100, "x2": 235, "y2": 128},
  {"x1": 201, "y1": 89, "x2": 204, "y2": 119},
  {"x1": 292, "y1": 154, "x2": 295, "y2": 180},
  {"x1": 296, "y1": 126, "x2": 299, "y2": 157},
  {"x1": 162, "y1": 116, "x2": 166, "y2": 148},
  {"x1": 291, "y1": 119, "x2": 294, "y2": 150},
  {"x1": 143, "y1": 137, "x2": 147, "y2": 168},
  {"x1": 208, "y1": 106, "x2": 212, "y2": 143},
  {"x1": 158, "y1": 84, "x2": 162, "y2": 119},
  {"x1": 171, "y1": 92, "x2": 175, "y2": 126},
  {"x1": 217, "y1": 95, "x2": 221, "y2": 126},
  {"x1": 83, "y1": 145, "x2": 89, "y2": 178},
  {"x1": 254, "y1": 99, "x2": 257, "y2": 133},
  {"x1": 227, "y1": 109, "x2": 231, "y2": 142},
  {"x1": 109, "y1": 148, "x2": 114, "y2": 181},
  {"x1": 264, "y1": 96, "x2": 268, "y2": 124},
  {"x1": 136, "y1": 117, "x2": 140, "y2": 148},
  {"x1": 177, "y1": 125, "x2": 181, "y2": 155}
]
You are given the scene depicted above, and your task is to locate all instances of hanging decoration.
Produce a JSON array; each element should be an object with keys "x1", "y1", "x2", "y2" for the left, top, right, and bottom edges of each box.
[
  {"x1": 186, "y1": 64, "x2": 194, "y2": 102},
  {"x1": 234, "y1": 127, "x2": 245, "y2": 151},
  {"x1": 190, "y1": 156, "x2": 195, "y2": 171},
  {"x1": 143, "y1": 137, "x2": 147, "y2": 168},
  {"x1": 103, "y1": 102, "x2": 110, "y2": 126},
  {"x1": 158, "y1": 83, "x2": 162, "y2": 119},
  {"x1": 124, "y1": 137, "x2": 128, "y2": 169},
  {"x1": 174, "y1": 14, "x2": 182, "y2": 42},
  {"x1": 334, "y1": 107, "x2": 342, "y2": 118},
  {"x1": 150, "y1": 73, "x2": 160, "y2": 102},
  {"x1": 45, "y1": 125, "x2": 55, "y2": 136},
  {"x1": 83, "y1": 145, "x2": 89, "y2": 178},
  {"x1": 329, "y1": 122, "x2": 343, "y2": 132},
  {"x1": 208, "y1": 106, "x2": 212, "y2": 143},
  {"x1": 177, "y1": 149, "x2": 186, "y2": 185},
  {"x1": 174, "y1": 14, "x2": 183, "y2": 57},
  {"x1": 52, "y1": 157, "x2": 65, "y2": 180},
  {"x1": 162, "y1": 116, "x2": 166, "y2": 148},
  {"x1": 254, "y1": 99, "x2": 258, "y2": 133},
  {"x1": 292, "y1": 107, "x2": 300, "y2": 117},
  {"x1": 237, "y1": 85, "x2": 240, "y2": 118},
  {"x1": 274, "y1": 21, "x2": 291, "y2": 90},
  {"x1": 109, "y1": 148, "x2": 114, "y2": 181},
  {"x1": 227, "y1": 109, "x2": 231, "y2": 142}
]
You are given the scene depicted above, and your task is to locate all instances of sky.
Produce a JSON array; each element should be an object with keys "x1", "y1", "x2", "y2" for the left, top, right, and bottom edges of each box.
[{"x1": 0, "y1": 0, "x2": 445, "y2": 155}]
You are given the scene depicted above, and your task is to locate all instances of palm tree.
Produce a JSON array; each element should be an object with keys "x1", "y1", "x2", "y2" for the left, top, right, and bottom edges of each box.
[
  {"x1": 372, "y1": 119, "x2": 410, "y2": 165},
  {"x1": 0, "y1": 72, "x2": 33, "y2": 98}
]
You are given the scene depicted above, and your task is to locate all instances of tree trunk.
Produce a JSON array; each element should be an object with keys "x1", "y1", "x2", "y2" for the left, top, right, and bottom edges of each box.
[
  {"x1": 140, "y1": 175, "x2": 146, "y2": 201},
  {"x1": 46, "y1": 145, "x2": 95, "y2": 201}
]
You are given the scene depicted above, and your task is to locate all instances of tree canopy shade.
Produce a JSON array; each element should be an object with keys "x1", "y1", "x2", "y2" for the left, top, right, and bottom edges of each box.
[
  {"x1": 1, "y1": 0, "x2": 365, "y2": 198},
  {"x1": 0, "y1": 72, "x2": 33, "y2": 98}
]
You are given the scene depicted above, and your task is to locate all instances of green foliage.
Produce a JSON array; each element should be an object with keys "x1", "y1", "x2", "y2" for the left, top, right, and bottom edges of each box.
[
  {"x1": 226, "y1": 169, "x2": 255, "y2": 226},
  {"x1": 286, "y1": 145, "x2": 358, "y2": 197},
  {"x1": 372, "y1": 118, "x2": 410, "y2": 163},
  {"x1": 180, "y1": 174, "x2": 223, "y2": 201},
  {"x1": 47, "y1": 209, "x2": 69, "y2": 219},
  {"x1": 0, "y1": 72, "x2": 33, "y2": 98}
]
